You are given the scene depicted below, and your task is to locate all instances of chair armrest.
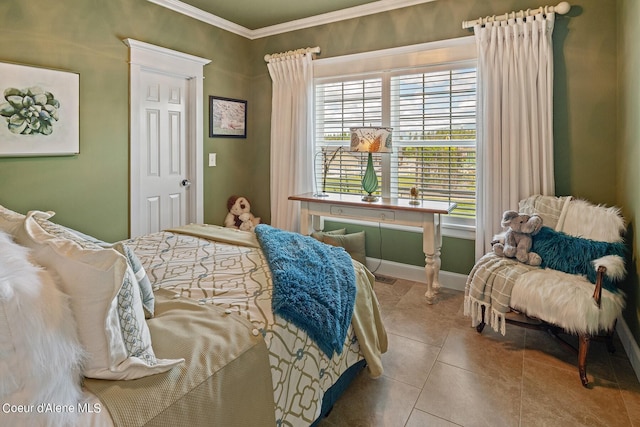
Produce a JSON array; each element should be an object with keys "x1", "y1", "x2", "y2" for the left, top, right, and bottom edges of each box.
[
  {"x1": 592, "y1": 255, "x2": 626, "y2": 281},
  {"x1": 593, "y1": 266, "x2": 605, "y2": 308},
  {"x1": 591, "y1": 255, "x2": 626, "y2": 308}
]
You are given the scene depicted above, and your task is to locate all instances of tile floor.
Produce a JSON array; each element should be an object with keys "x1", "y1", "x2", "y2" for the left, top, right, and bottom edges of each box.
[{"x1": 319, "y1": 278, "x2": 640, "y2": 427}]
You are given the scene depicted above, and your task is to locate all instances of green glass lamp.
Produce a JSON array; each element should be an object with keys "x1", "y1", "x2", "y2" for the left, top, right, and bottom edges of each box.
[{"x1": 350, "y1": 127, "x2": 392, "y2": 202}]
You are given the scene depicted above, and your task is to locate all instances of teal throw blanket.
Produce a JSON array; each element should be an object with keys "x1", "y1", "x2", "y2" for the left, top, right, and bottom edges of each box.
[
  {"x1": 532, "y1": 226, "x2": 626, "y2": 292},
  {"x1": 255, "y1": 224, "x2": 356, "y2": 357}
]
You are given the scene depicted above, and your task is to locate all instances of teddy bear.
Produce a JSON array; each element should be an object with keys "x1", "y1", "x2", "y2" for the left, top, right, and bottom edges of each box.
[
  {"x1": 492, "y1": 210, "x2": 543, "y2": 266},
  {"x1": 224, "y1": 195, "x2": 261, "y2": 232}
]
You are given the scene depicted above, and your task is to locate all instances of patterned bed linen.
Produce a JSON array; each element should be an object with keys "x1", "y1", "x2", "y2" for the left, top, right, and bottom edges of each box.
[{"x1": 126, "y1": 231, "x2": 364, "y2": 426}]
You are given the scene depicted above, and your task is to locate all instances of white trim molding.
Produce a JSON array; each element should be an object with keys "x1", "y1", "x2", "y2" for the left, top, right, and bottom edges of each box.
[
  {"x1": 124, "y1": 38, "x2": 211, "y2": 76},
  {"x1": 124, "y1": 38, "x2": 210, "y2": 237},
  {"x1": 146, "y1": 0, "x2": 253, "y2": 38},
  {"x1": 367, "y1": 258, "x2": 468, "y2": 292},
  {"x1": 616, "y1": 318, "x2": 640, "y2": 383},
  {"x1": 313, "y1": 36, "x2": 476, "y2": 78},
  {"x1": 147, "y1": 0, "x2": 437, "y2": 40}
]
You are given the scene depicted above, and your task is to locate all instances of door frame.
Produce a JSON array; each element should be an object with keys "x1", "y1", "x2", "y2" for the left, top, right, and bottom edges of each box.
[{"x1": 123, "y1": 38, "x2": 210, "y2": 237}]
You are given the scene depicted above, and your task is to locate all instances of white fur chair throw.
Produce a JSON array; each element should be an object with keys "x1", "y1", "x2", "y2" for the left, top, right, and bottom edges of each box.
[
  {"x1": 0, "y1": 231, "x2": 85, "y2": 427},
  {"x1": 467, "y1": 196, "x2": 627, "y2": 336},
  {"x1": 511, "y1": 196, "x2": 627, "y2": 334}
]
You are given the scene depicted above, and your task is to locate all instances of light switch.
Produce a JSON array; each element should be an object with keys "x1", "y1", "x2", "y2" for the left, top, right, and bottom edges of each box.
[{"x1": 208, "y1": 153, "x2": 217, "y2": 167}]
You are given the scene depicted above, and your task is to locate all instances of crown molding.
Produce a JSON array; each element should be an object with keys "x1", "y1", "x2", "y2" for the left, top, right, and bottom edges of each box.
[
  {"x1": 147, "y1": 0, "x2": 254, "y2": 38},
  {"x1": 148, "y1": 0, "x2": 436, "y2": 40}
]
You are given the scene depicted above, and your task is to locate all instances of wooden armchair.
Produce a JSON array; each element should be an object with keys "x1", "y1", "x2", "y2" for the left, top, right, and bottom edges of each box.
[{"x1": 465, "y1": 195, "x2": 627, "y2": 387}]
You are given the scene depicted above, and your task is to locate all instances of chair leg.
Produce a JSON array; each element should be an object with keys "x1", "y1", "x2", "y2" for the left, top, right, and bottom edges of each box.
[
  {"x1": 578, "y1": 334, "x2": 590, "y2": 387},
  {"x1": 476, "y1": 305, "x2": 486, "y2": 333}
]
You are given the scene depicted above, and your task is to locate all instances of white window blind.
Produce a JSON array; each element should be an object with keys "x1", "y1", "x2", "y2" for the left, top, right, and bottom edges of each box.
[
  {"x1": 314, "y1": 59, "x2": 476, "y2": 222},
  {"x1": 390, "y1": 68, "x2": 476, "y2": 219},
  {"x1": 314, "y1": 77, "x2": 384, "y2": 195}
]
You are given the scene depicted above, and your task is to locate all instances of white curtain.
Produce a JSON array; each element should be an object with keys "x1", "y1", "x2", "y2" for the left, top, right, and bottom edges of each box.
[
  {"x1": 474, "y1": 13, "x2": 556, "y2": 259},
  {"x1": 267, "y1": 53, "x2": 314, "y2": 232}
]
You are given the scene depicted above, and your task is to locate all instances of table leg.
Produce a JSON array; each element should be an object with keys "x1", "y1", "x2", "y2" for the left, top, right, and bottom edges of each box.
[
  {"x1": 297, "y1": 202, "x2": 323, "y2": 235},
  {"x1": 424, "y1": 250, "x2": 442, "y2": 303},
  {"x1": 299, "y1": 202, "x2": 310, "y2": 234},
  {"x1": 423, "y1": 214, "x2": 442, "y2": 304},
  {"x1": 311, "y1": 214, "x2": 323, "y2": 232}
]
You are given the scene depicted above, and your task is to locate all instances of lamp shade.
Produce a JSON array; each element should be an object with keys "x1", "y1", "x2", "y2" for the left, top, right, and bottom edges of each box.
[{"x1": 349, "y1": 127, "x2": 392, "y2": 153}]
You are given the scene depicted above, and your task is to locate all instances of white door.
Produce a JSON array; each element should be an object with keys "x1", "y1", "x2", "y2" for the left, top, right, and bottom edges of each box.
[
  {"x1": 138, "y1": 71, "x2": 189, "y2": 235},
  {"x1": 125, "y1": 39, "x2": 210, "y2": 238}
]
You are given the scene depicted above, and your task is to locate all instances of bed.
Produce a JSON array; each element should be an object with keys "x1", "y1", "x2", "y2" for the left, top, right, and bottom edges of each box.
[{"x1": 0, "y1": 206, "x2": 387, "y2": 427}]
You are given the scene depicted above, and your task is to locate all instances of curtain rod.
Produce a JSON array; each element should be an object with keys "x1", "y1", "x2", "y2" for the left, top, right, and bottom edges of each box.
[
  {"x1": 462, "y1": 1, "x2": 570, "y2": 29},
  {"x1": 264, "y1": 46, "x2": 321, "y2": 62}
]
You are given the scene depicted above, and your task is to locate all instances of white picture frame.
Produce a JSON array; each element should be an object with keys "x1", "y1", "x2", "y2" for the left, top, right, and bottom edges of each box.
[{"x1": 0, "y1": 62, "x2": 80, "y2": 157}]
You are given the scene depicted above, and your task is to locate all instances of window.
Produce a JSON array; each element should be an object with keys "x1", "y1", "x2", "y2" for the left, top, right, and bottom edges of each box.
[
  {"x1": 314, "y1": 77, "x2": 383, "y2": 195},
  {"x1": 313, "y1": 39, "x2": 477, "y2": 233},
  {"x1": 390, "y1": 68, "x2": 476, "y2": 219}
]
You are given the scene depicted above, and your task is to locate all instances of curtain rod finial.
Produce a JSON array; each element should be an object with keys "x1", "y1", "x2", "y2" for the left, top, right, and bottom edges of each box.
[{"x1": 555, "y1": 2, "x2": 571, "y2": 15}]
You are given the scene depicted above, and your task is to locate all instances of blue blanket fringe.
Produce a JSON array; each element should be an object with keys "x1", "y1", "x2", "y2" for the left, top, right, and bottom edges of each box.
[{"x1": 255, "y1": 224, "x2": 356, "y2": 357}]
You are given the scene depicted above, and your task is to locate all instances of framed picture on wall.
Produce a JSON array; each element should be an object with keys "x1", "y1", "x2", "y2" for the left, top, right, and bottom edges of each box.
[
  {"x1": 0, "y1": 62, "x2": 80, "y2": 156},
  {"x1": 209, "y1": 96, "x2": 247, "y2": 138}
]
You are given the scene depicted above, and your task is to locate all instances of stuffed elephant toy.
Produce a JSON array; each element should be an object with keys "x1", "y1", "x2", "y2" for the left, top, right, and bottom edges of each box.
[{"x1": 492, "y1": 210, "x2": 543, "y2": 266}]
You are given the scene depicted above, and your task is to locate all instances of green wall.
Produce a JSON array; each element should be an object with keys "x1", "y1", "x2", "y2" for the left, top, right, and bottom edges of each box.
[
  {"x1": 0, "y1": 0, "x2": 630, "y2": 312},
  {"x1": 248, "y1": 0, "x2": 620, "y2": 275},
  {"x1": 322, "y1": 220, "x2": 476, "y2": 274},
  {"x1": 0, "y1": 0, "x2": 253, "y2": 242},
  {"x1": 617, "y1": 0, "x2": 640, "y2": 346}
]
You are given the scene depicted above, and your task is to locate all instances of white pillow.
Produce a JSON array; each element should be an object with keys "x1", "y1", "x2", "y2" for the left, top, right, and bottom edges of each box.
[
  {"x1": 32, "y1": 211, "x2": 156, "y2": 318},
  {"x1": 0, "y1": 231, "x2": 84, "y2": 427},
  {"x1": 0, "y1": 204, "x2": 24, "y2": 236},
  {"x1": 14, "y1": 211, "x2": 183, "y2": 380}
]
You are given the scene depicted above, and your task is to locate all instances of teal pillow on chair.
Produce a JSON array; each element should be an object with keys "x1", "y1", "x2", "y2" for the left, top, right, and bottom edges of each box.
[{"x1": 531, "y1": 226, "x2": 626, "y2": 291}]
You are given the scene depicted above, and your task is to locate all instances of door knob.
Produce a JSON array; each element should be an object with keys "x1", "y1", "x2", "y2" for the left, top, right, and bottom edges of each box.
[{"x1": 181, "y1": 179, "x2": 191, "y2": 187}]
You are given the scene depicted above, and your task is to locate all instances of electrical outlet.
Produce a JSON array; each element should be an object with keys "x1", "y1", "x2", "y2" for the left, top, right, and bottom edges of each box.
[{"x1": 208, "y1": 153, "x2": 217, "y2": 167}]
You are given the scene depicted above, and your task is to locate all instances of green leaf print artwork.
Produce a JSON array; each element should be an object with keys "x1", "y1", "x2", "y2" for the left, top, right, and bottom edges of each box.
[{"x1": 0, "y1": 86, "x2": 61, "y2": 135}]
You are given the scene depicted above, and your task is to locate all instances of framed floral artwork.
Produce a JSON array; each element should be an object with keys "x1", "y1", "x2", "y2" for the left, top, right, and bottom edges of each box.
[
  {"x1": 0, "y1": 62, "x2": 79, "y2": 156},
  {"x1": 209, "y1": 96, "x2": 247, "y2": 138}
]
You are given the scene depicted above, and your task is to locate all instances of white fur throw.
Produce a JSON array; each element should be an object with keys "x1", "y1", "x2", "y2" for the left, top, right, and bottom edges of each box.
[
  {"x1": 510, "y1": 268, "x2": 625, "y2": 335},
  {"x1": 0, "y1": 231, "x2": 85, "y2": 427},
  {"x1": 559, "y1": 199, "x2": 625, "y2": 242},
  {"x1": 511, "y1": 198, "x2": 627, "y2": 334}
]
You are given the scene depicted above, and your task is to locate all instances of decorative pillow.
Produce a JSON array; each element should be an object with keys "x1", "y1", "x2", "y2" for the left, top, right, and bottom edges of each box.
[
  {"x1": 14, "y1": 211, "x2": 183, "y2": 380},
  {"x1": 0, "y1": 230, "x2": 84, "y2": 427},
  {"x1": 32, "y1": 211, "x2": 105, "y2": 249},
  {"x1": 113, "y1": 242, "x2": 154, "y2": 318},
  {"x1": 33, "y1": 211, "x2": 155, "y2": 318},
  {"x1": 0, "y1": 204, "x2": 25, "y2": 236},
  {"x1": 323, "y1": 231, "x2": 367, "y2": 265},
  {"x1": 310, "y1": 228, "x2": 346, "y2": 242},
  {"x1": 531, "y1": 226, "x2": 626, "y2": 291}
]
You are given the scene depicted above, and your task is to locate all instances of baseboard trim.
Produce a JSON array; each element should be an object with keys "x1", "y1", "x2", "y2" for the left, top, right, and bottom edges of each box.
[
  {"x1": 616, "y1": 318, "x2": 640, "y2": 383},
  {"x1": 364, "y1": 257, "x2": 467, "y2": 292}
]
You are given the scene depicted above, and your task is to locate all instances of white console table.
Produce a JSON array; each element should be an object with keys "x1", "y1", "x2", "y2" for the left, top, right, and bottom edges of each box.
[{"x1": 288, "y1": 192, "x2": 456, "y2": 303}]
